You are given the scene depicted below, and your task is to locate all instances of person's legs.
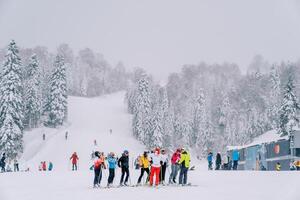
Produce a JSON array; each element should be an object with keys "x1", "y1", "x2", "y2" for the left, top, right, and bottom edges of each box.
[
  {"x1": 111, "y1": 169, "x2": 115, "y2": 183},
  {"x1": 183, "y1": 167, "x2": 188, "y2": 184},
  {"x1": 169, "y1": 164, "x2": 175, "y2": 183},
  {"x1": 179, "y1": 166, "x2": 184, "y2": 184},
  {"x1": 94, "y1": 168, "x2": 100, "y2": 186},
  {"x1": 173, "y1": 164, "x2": 179, "y2": 183},
  {"x1": 98, "y1": 168, "x2": 102, "y2": 184},
  {"x1": 120, "y1": 167, "x2": 125, "y2": 184},
  {"x1": 149, "y1": 167, "x2": 155, "y2": 185},
  {"x1": 124, "y1": 167, "x2": 130, "y2": 184},
  {"x1": 145, "y1": 168, "x2": 150, "y2": 183},
  {"x1": 233, "y1": 161, "x2": 237, "y2": 170},
  {"x1": 108, "y1": 168, "x2": 115, "y2": 184},
  {"x1": 108, "y1": 169, "x2": 112, "y2": 184},
  {"x1": 208, "y1": 161, "x2": 212, "y2": 170},
  {"x1": 155, "y1": 167, "x2": 160, "y2": 186},
  {"x1": 138, "y1": 168, "x2": 145, "y2": 184},
  {"x1": 162, "y1": 163, "x2": 166, "y2": 182}
]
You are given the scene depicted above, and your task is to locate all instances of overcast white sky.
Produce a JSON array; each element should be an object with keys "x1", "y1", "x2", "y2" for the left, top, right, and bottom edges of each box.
[{"x1": 0, "y1": 0, "x2": 300, "y2": 80}]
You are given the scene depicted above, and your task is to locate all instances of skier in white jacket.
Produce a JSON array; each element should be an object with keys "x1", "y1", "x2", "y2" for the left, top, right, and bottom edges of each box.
[{"x1": 149, "y1": 148, "x2": 163, "y2": 186}]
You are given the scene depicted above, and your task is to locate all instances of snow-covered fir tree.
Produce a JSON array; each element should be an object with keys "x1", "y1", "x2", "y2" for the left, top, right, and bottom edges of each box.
[
  {"x1": 149, "y1": 104, "x2": 163, "y2": 148},
  {"x1": 131, "y1": 75, "x2": 152, "y2": 146},
  {"x1": 192, "y1": 90, "x2": 207, "y2": 151},
  {"x1": 268, "y1": 65, "x2": 281, "y2": 129},
  {"x1": 0, "y1": 40, "x2": 24, "y2": 159},
  {"x1": 279, "y1": 74, "x2": 300, "y2": 136},
  {"x1": 219, "y1": 94, "x2": 235, "y2": 146},
  {"x1": 24, "y1": 54, "x2": 42, "y2": 129},
  {"x1": 160, "y1": 87, "x2": 173, "y2": 148},
  {"x1": 45, "y1": 55, "x2": 68, "y2": 128}
]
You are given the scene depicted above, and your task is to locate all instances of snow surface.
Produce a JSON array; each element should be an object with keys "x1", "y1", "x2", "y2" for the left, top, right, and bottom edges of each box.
[{"x1": 0, "y1": 91, "x2": 300, "y2": 200}]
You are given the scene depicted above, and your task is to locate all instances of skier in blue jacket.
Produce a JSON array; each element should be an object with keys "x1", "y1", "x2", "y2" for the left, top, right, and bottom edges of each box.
[
  {"x1": 232, "y1": 150, "x2": 239, "y2": 170},
  {"x1": 207, "y1": 152, "x2": 213, "y2": 170},
  {"x1": 107, "y1": 152, "x2": 117, "y2": 187}
]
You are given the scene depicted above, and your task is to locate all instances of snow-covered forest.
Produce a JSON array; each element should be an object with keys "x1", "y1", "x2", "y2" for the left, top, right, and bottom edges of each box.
[
  {"x1": 1, "y1": 40, "x2": 300, "y2": 160},
  {"x1": 0, "y1": 40, "x2": 138, "y2": 160},
  {"x1": 126, "y1": 57, "x2": 300, "y2": 157}
]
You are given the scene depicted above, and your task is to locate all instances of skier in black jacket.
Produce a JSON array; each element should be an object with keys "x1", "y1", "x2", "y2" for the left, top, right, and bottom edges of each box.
[
  {"x1": 215, "y1": 152, "x2": 222, "y2": 170},
  {"x1": 118, "y1": 150, "x2": 130, "y2": 186}
]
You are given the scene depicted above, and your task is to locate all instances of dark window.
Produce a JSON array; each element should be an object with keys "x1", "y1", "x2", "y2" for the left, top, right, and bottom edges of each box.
[{"x1": 296, "y1": 148, "x2": 300, "y2": 157}]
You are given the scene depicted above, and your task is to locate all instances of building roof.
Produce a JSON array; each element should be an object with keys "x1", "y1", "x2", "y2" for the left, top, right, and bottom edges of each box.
[{"x1": 227, "y1": 130, "x2": 289, "y2": 151}]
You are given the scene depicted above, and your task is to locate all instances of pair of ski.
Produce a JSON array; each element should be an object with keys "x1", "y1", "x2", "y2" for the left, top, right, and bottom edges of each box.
[
  {"x1": 93, "y1": 183, "x2": 198, "y2": 189},
  {"x1": 167, "y1": 183, "x2": 198, "y2": 187}
]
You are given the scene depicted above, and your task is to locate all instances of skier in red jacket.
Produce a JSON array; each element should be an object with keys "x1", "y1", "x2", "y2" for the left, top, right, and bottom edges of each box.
[
  {"x1": 42, "y1": 161, "x2": 47, "y2": 171},
  {"x1": 70, "y1": 152, "x2": 79, "y2": 171},
  {"x1": 169, "y1": 149, "x2": 181, "y2": 184}
]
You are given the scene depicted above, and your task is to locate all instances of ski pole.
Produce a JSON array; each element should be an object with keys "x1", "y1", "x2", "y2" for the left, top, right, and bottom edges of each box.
[
  {"x1": 129, "y1": 174, "x2": 132, "y2": 186},
  {"x1": 103, "y1": 167, "x2": 107, "y2": 179}
]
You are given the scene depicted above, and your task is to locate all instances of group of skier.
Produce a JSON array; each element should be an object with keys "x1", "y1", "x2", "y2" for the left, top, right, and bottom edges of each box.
[
  {"x1": 91, "y1": 147, "x2": 191, "y2": 188},
  {"x1": 0, "y1": 153, "x2": 20, "y2": 173},
  {"x1": 207, "y1": 149, "x2": 240, "y2": 170},
  {"x1": 38, "y1": 161, "x2": 53, "y2": 171}
]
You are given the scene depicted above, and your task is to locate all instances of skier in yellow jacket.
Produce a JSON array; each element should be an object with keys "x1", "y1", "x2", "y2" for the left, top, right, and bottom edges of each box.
[
  {"x1": 137, "y1": 151, "x2": 150, "y2": 185},
  {"x1": 178, "y1": 148, "x2": 191, "y2": 185}
]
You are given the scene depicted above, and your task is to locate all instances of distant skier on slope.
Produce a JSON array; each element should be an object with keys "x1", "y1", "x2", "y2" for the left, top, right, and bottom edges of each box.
[
  {"x1": 70, "y1": 152, "x2": 79, "y2": 171},
  {"x1": 178, "y1": 148, "x2": 191, "y2": 186},
  {"x1": 107, "y1": 152, "x2": 117, "y2": 187},
  {"x1": 0, "y1": 153, "x2": 6, "y2": 172},
  {"x1": 207, "y1": 151, "x2": 213, "y2": 170},
  {"x1": 48, "y1": 161, "x2": 53, "y2": 171},
  {"x1": 13, "y1": 159, "x2": 19, "y2": 172},
  {"x1": 42, "y1": 161, "x2": 47, "y2": 171},
  {"x1": 65, "y1": 131, "x2": 68, "y2": 140},
  {"x1": 118, "y1": 150, "x2": 130, "y2": 186},
  {"x1": 93, "y1": 151, "x2": 106, "y2": 188},
  {"x1": 169, "y1": 149, "x2": 181, "y2": 184},
  {"x1": 149, "y1": 148, "x2": 163, "y2": 187},
  {"x1": 137, "y1": 151, "x2": 150, "y2": 185}
]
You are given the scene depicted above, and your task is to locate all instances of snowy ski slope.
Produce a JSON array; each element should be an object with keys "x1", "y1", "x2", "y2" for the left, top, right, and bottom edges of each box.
[
  {"x1": 0, "y1": 91, "x2": 300, "y2": 200},
  {"x1": 20, "y1": 91, "x2": 145, "y2": 171}
]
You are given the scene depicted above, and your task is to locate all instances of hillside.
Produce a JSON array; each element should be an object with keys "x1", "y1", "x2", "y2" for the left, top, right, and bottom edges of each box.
[
  {"x1": 0, "y1": 92, "x2": 299, "y2": 200},
  {"x1": 20, "y1": 91, "x2": 145, "y2": 171}
]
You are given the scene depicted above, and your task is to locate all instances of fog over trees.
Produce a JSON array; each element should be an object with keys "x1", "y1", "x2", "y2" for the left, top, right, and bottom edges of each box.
[
  {"x1": 126, "y1": 57, "x2": 300, "y2": 157},
  {"x1": 0, "y1": 41, "x2": 299, "y2": 159}
]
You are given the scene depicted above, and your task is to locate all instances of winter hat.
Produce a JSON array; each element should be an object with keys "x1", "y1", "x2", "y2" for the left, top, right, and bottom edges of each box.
[
  {"x1": 95, "y1": 151, "x2": 100, "y2": 158},
  {"x1": 124, "y1": 150, "x2": 129, "y2": 154}
]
